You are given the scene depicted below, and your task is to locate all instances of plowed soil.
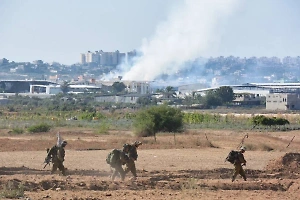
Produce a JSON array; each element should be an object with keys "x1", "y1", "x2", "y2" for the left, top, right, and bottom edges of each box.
[{"x1": 0, "y1": 128, "x2": 300, "y2": 200}]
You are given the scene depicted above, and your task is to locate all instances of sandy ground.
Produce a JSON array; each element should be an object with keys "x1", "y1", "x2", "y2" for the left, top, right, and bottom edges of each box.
[{"x1": 0, "y1": 128, "x2": 300, "y2": 200}]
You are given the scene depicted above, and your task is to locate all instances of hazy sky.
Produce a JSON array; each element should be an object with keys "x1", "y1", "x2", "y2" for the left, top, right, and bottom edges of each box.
[{"x1": 1, "y1": 0, "x2": 300, "y2": 65}]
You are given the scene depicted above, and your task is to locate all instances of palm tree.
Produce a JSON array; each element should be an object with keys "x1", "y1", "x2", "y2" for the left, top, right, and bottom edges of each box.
[
  {"x1": 165, "y1": 86, "x2": 174, "y2": 93},
  {"x1": 164, "y1": 86, "x2": 176, "y2": 98}
]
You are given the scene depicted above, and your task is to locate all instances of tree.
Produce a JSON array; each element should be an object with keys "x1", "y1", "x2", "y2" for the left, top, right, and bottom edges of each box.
[
  {"x1": 137, "y1": 96, "x2": 158, "y2": 106},
  {"x1": 133, "y1": 105, "x2": 184, "y2": 141},
  {"x1": 165, "y1": 86, "x2": 174, "y2": 92},
  {"x1": 136, "y1": 96, "x2": 151, "y2": 106},
  {"x1": 0, "y1": 58, "x2": 9, "y2": 65},
  {"x1": 60, "y1": 81, "x2": 70, "y2": 94},
  {"x1": 182, "y1": 93, "x2": 203, "y2": 105},
  {"x1": 215, "y1": 86, "x2": 235, "y2": 104},
  {"x1": 112, "y1": 82, "x2": 126, "y2": 93},
  {"x1": 202, "y1": 91, "x2": 222, "y2": 108},
  {"x1": 163, "y1": 86, "x2": 176, "y2": 98},
  {"x1": 155, "y1": 88, "x2": 164, "y2": 93}
]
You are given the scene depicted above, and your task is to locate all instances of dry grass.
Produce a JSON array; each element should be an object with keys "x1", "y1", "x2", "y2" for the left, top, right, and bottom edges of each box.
[
  {"x1": 1, "y1": 128, "x2": 300, "y2": 200},
  {"x1": 246, "y1": 143, "x2": 274, "y2": 151},
  {"x1": 181, "y1": 178, "x2": 199, "y2": 190},
  {"x1": 135, "y1": 131, "x2": 220, "y2": 149},
  {"x1": 0, "y1": 181, "x2": 24, "y2": 199}
]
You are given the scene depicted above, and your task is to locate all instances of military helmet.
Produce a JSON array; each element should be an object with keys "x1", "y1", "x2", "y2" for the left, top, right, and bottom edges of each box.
[
  {"x1": 240, "y1": 146, "x2": 246, "y2": 151},
  {"x1": 123, "y1": 143, "x2": 130, "y2": 152},
  {"x1": 133, "y1": 141, "x2": 142, "y2": 147},
  {"x1": 61, "y1": 140, "x2": 67, "y2": 147}
]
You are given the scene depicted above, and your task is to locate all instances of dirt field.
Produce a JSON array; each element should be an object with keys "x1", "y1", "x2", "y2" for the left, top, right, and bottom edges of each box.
[{"x1": 0, "y1": 128, "x2": 300, "y2": 200}]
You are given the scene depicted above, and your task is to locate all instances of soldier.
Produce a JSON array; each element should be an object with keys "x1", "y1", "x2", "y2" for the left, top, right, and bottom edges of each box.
[
  {"x1": 232, "y1": 146, "x2": 247, "y2": 182},
  {"x1": 123, "y1": 141, "x2": 142, "y2": 180},
  {"x1": 106, "y1": 149, "x2": 129, "y2": 181},
  {"x1": 45, "y1": 140, "x2": 67, "y2": 176}
]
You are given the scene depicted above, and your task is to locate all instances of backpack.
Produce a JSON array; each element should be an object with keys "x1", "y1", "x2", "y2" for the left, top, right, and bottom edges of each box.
[
  {"x1": 225, "y1": 150, "x2": 238, "y2": 164},
  {"x1": 122, "y1": 143, "x2": 132, "y2": 152},
  {"x1": 106, "y1": 149, "x2": 121, "y2": 166}
]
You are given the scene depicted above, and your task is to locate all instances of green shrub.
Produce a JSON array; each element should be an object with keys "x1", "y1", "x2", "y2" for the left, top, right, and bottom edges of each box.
[
  {"x1": 11, "y1": 127, "x2": 24, "y2": 134},
  {"x1": 183, "y1": 113, "x2": 221, "y2": 124},
  {"x1": 251, "y1": 115, "x2": 290, "y2": 126},
  {"x1": 27, "y1": 123, "x2": 51, "y2": 133},
  {"x1": 97, "y1": 123, "x2": 110, "y2": 134},
  {"x1": 133, "y1": 105, "x2": 184, "y2": 139},
  {"x1": 80, "y1": 111, "x2": 106, "y2": 121}
]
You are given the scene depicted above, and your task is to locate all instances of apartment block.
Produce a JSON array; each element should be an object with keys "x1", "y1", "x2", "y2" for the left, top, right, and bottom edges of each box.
[{"x1": 80, "y1": 50, "x2": 136, "y2": 66}]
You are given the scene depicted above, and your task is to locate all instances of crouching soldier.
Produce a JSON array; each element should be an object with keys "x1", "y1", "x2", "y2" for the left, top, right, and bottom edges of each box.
[
  {"x1": 232, "y1": 146, "x2": 247, "y2": 182},
  {"x1": 106, "y1": 149, "x2": 129, "y2": 181},
  {"x1": 44, "y1": 140, "x2": 67, "y2": 176},
  {"x1": 123, "y1": 141, "x2": 142, "y2": 180}
]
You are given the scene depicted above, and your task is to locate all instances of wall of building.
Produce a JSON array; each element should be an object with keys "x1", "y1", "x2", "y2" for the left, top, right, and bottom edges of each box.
[
  {"x1": 115, "y1": 96, "x2": 138, "y2": 104},
  {"x1": 80, "y1": 53, "x2": 86, "y2": 64},
  {"x1": 125, "y1": 81, "x2": 150, "y2": 94},
  {"x1": 233, "y1": 93, "x2": 265, "y2": 105},
  {"x1": 94, "y1": 96, "x2": 116, "y2": 103},
  {"x1": 266, "y1": 93, "x2": 300, "y2": 110}
]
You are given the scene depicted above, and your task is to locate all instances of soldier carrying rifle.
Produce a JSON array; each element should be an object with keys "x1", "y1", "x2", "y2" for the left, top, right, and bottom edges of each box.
[
  {"x1": 226, "y1": 146, "x2": 247, "y2": 182},
  {"x1": 44, "y1": 133, "x2": 67, "y2": 176},
  {"x1": 122, "y1": 141, "x2": 142, "y2": 180}
]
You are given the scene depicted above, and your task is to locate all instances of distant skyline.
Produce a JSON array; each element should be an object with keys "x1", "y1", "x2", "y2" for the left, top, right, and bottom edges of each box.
[{"x1": 1, "y1": 0, "x2": 300, "y2": 65}]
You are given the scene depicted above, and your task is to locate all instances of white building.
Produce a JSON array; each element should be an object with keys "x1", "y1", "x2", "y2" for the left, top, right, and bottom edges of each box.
[
  {"x1": 124, "y1": 81, "x2": 151, "y2": 94},
  {"x1": 29, "y1": 84, "x2": 102, "y2": 95},
  {"x1": 86, "y1": 51, "x2": 99, "y2": 63},
  {"x1": 95, "y1": 94, "x2": 150, "y2": 104},
  {"x1": 30, "y1": 85, "x2": 61, "y2": 94},
  {"x1": 80, "y1": 53, "x2": 86, "y2": 64},
  {"x1": 266, "y1": 93, "x2": 300, "y2": 110}
]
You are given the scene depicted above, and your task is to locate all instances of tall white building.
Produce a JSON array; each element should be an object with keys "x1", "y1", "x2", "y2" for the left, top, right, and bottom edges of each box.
[
  {"x1": 81, "y1": 50, "x2": 136, "y2": 66},
  {"x1": 85, "y1": 51, "x2": 99, "y2": 63},
  {"x1": 80, "y1": 53, "x2": 86, "y2": 64}
]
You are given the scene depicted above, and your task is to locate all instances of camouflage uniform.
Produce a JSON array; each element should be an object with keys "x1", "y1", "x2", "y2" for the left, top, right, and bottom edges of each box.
[
  {"x1": 232, "y1": 149, "x2": 247, "y2": 182},
  {"x1": 110, "y1": 150, "x2": 128, "y2": 181},
  {"x1": 123, "y1": 141, "x2": 142, "y2": 180},
  {"x1": 46, "y1": 141, "x2": 67, "y2": 176}
]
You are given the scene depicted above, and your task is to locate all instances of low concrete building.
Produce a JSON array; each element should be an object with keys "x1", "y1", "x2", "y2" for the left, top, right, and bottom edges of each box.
[
  {"x1": 266, "y1": 93, "x2": 300, "y2": 110},
  {"x1": 95, "y1": 94, "x2": 150, "y2": 104},
  {"x1": 233, "y1": 93, "x2": 265, "y2": 105},
  {"x1": 30, "y1": 84, "x2": 61, "y2": 94},
  {"x1": 124, "y1": 81, "x2": 151, "y2": 94},
  {"x1": 94, "y1": 95, "x2": 116, "y2": 103}
]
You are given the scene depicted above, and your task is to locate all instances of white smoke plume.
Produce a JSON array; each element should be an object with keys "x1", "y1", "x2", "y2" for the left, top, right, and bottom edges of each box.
[{"x1": 122, "y1": 0, "x2": 240, "y2": 81}]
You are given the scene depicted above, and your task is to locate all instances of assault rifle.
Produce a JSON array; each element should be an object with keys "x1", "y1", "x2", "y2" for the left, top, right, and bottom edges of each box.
[
  {"x1": 43, "y1": 157, "x2": 51, "y2": 169},
  {"x1": 235, "y1": 125, "x2": 255, "y2": 149},
  {"x1": 286, "y1": 136, "x2": 295, "y2": 148},
  {"x1": 236, "y1": 133, "x2": 249, "y2": 149}
]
